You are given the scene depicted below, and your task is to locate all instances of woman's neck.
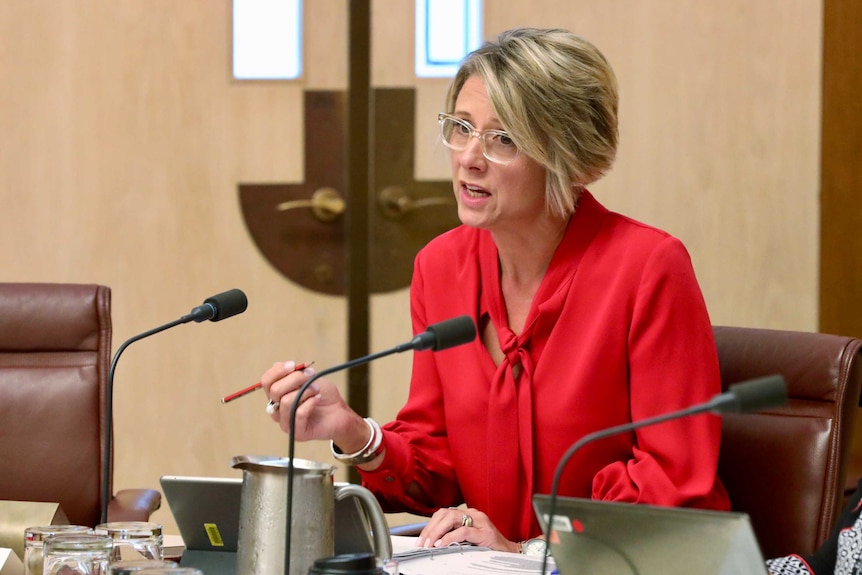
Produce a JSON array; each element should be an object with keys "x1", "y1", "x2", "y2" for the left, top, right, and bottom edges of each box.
[
  {"x1": 493, "y1": 214, "x2": 569, "y2": 288},
  {"x1": 491, "y1": 214, "x2": 569, "y2": 335}
]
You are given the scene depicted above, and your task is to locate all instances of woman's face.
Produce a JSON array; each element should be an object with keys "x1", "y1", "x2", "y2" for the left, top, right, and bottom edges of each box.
[{"x1": 448, "y1": 76, "x2": 548, "y2": 234}]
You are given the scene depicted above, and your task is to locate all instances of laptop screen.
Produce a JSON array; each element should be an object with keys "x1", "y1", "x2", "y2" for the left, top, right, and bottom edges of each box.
[
  {"x1": 532, "y1": 494, "x2": 768, "y2": 575},
  {"x1": 159, "y1": 475, "x2": 375, "y2": 556},
  {"x1": 160, "y1": 475, "x2": 242, "y2": 553}
]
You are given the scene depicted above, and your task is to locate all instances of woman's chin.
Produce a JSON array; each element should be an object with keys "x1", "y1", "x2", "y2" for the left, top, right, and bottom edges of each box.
[{"x1": 457, "y1": 210, "x2": 491, "y2": 230}]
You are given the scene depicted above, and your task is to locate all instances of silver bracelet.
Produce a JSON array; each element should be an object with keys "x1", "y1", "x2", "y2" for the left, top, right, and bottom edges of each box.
[{"x1": 330, "y1": 417, "x2": 385, "y2": 465}]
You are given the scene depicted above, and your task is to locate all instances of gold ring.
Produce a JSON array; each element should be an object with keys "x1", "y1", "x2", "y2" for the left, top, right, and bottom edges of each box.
[{"x1": 461, "y1": 513, "x2": 473, "y2": 528}]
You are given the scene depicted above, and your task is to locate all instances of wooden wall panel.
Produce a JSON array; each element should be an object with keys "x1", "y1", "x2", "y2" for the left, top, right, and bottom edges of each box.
[
  {"x1": 820, "y1": 0, "x2": 862, "y2": 340},
  {"x1": 0, "y1": 0, "x2": 351, "y2": 535},
  {"x1": 0, "y1": 0, "x2": 829, "y2": 535}
]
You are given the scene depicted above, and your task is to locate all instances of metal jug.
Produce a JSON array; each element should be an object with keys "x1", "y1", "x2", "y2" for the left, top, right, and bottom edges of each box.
[{"x1": 231, "y1": 455, "x2": 392, "y2": 575}]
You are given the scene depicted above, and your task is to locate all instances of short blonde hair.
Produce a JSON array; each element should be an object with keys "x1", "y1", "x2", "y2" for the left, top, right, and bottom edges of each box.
[{"x1": 446, "y1": 28, "x2": 619, "y2": 218}]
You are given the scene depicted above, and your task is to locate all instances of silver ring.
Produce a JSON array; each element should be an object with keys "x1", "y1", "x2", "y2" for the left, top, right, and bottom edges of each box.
[
  {"x1": 461, "y1": 513, "x2": 473, "y2": 528},
  {"x1": 266, "y1": 400, "x2": 279, "y2": 415}
]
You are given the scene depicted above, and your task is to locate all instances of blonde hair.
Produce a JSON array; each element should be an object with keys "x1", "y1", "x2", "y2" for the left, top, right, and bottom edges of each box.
[{"x1": 446, "y1": 28, "x2": 619, "y2": 218}]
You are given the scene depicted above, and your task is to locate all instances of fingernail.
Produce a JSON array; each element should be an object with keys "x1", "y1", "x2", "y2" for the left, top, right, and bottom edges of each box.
[
  {"x1": 415, "y1": 538, "x2": 424, "y2": 548},
  {"x1": 303, "y1": 367, "x2": 315, "y2": 376},
  {"x1": 433, "y1": 539, "x2": 442, "y2": 548},
  {"x1": 283, "y1": 361, "x2": 295, "y2": 370},
  {"x1": 309, "y1": 382, "x2": 320, "y2": 394}
]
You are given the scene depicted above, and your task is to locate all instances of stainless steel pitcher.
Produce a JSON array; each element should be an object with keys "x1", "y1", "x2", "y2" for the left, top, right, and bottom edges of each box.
[{"x1": 231, "y1": 455, "x2": 392, "y2": 575}]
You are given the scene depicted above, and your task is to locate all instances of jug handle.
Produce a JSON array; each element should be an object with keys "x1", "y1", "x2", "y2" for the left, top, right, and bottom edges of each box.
[{"x1": 335, "y1": 483, "x2": 394, "y2": 561}]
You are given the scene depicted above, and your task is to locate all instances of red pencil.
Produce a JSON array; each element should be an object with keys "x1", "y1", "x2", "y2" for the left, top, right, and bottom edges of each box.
[{"x1": 220, "y1": 362, "x2": 314, "y2": 404}]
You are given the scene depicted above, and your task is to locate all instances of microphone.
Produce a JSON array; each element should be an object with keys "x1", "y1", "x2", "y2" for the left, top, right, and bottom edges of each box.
[
  {"x1": 100, "y1": 289, "x2": 248, "y2": 523},
  {"x1": 185, "y1": 288, "x2": 248, "y2": 322},
  {"x1": 400, "y1": 315, "x2": 477, "y2": 352},
  {"x1": 283, "y1": 315, "x2": 477, "y2": 574},
  {"x1": 538, "y1": 374, "x2": 787, "y2": 575}
]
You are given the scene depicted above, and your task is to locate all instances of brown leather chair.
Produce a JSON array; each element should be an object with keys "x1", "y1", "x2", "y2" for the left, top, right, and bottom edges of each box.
[
  {"x1": 714, "y1": 325, "x2": 862, "y2": 560},
  {"x1": 0, "y1": 283, "x2": 161, "y2": 527}
]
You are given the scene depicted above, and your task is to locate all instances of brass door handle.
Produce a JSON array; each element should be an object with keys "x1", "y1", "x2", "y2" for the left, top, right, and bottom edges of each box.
[
  {"x1": 276, "y1": 187, "x2": 345, "y2": 222},
  {"x1": 378, "y1": 186, "x2": 454, "y2": 219}
]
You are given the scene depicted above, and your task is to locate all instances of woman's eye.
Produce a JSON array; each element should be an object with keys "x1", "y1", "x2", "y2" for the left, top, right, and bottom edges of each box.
[{"x1": 490, "y1": 133, "x2": 515, "y2": 147}]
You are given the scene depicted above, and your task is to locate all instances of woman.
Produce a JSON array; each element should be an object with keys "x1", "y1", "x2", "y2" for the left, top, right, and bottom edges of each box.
[{"x1": 261, "y1": 27, "x2": 729, "y2": 553}]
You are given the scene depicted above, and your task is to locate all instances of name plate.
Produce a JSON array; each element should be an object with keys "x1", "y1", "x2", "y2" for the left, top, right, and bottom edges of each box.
[
  {"x1": 0, "y1": 548, "x2": 24, "y2": 575},
  {"x1": 0, "y1": 501, "x2": 69, "y2": 560}
]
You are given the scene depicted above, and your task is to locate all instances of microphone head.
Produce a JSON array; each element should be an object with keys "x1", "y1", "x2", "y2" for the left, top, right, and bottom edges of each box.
[
  {"x1": 203, "y1": 288, "x2": 248, "y2": 322},
  {"x1": 420, "y1": 315, "x2": 476, "y2": 351},
  {"x1": 726, "y1": 375, "x2": 788, "y2": 413}
]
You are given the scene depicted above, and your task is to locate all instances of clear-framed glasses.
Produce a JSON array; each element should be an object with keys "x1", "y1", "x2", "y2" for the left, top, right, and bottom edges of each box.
[{"x1": 437, "y1": 113, "x2": 519, "y2": 165}]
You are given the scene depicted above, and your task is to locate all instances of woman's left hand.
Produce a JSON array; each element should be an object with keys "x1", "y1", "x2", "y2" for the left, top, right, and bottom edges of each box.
[{"x1": 416, "y1": 507, "x2": 519, "y2": 553}]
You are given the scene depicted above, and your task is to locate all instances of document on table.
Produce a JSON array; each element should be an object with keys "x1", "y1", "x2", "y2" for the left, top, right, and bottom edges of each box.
[{"x1": 391, "y1": 536, "x2": 556, "y2": 575}]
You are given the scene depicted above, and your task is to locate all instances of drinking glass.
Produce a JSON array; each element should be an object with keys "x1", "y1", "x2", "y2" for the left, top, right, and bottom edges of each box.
[
  {"x1": 42, "y1": 533, "x2": 112, "y2": 575},
  {"x1": 24, "y1": 525, "x2": 93, "y2": 575},
  {"x1": 107, "y1": 559, "x2": 179, "y2": 574},
  {"x1": 95, "y1": 522, "x2": 163, "y2": 562},
  {"x1": 116, "y1": 569, "x2": 202, "y2": 575}
]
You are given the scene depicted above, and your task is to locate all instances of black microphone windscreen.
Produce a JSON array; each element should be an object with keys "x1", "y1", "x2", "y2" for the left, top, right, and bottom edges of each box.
[
  {"x1": 426, "y1": 315, "x2": 476, "y2": 351},
  {"x1": 204, "y1": 288, "x2": 248, "y2": 321},
  {"x1": 727, "y1": 375, "x2": 788, "y2": 413}
]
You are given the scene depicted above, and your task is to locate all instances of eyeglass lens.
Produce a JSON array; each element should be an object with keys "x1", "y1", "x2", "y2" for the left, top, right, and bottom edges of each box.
[{"x1": 438, "y1": 115, "x2": 517, "y2": 164}]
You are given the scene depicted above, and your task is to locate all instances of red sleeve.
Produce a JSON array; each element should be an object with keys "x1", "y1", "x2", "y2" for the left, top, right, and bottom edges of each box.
[
  {"x1": 357, "y1": 248, "x2": 462, "y2": 514},
  {"x1": 591, "y1": 236, "x2": 728, "y2": 509}
]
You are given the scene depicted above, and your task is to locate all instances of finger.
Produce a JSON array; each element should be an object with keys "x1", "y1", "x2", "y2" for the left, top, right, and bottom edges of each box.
[
  {"x1": 417, "y1": 509, "x2": 468, "y2": 548},
  {"x1": 266, "y1": 379, "x2": 303, "y2": 422},
  {"x1": 268, "y1": 366, "x2": 312, "y2": 407},
  {"x1": 278, "y1": 378, "x2": 320, "y2": 412},
  {"x1": 273, "y1": 383, "x2": 321, "y2": 432},
  {"x1": 292, "y1": 384, "x2": 321, "y2": 419},
  {"x1": 433, "y1": 526, "x2": 472, "y2": 549},
  {"x1": 261, "y1": 360, "x2": 299, "y2": 397},
  {"x1": 417, "y1": 512, "x2": 446, "y2": 547},
  {"x1": 432, "y1": 513, "x2": 475, "y2": 548}
]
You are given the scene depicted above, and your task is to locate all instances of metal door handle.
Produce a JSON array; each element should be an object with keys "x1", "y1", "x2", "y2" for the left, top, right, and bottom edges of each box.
[
  {"x1": 276, "y1": 187, "x2": 345, "y2": 222},
  {"x1": 378, "y1": 186, "x2": 454, "y2": 219}
]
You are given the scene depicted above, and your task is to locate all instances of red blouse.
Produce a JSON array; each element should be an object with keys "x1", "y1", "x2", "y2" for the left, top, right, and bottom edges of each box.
[{"x1": 359, "y1": 190, "x2": 730, "y2": 542}]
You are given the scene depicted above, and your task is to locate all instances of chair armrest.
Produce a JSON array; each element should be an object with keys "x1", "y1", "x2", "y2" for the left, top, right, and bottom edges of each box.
[{"x1": 107, "y1": 489, "x2": 162, "y2": 522}]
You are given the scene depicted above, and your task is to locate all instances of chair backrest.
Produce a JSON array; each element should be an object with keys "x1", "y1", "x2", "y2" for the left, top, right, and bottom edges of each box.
[
  {"x1": 714, "y1": 325, "x2": 862, "y2": 560},
  {"x1": 0, "y1": 282, "x2": 113, "y2": 526}
]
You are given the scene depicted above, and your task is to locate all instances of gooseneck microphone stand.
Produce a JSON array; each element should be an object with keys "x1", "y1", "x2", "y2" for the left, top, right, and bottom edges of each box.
[
  {"x1": 283, "y1": 315, "x2": 476, "y2": 575},
  {"x1": 537, "y1": 375, "x2": 787, "y2": 575},
  {"x1": 100, "y1": 289, "x2": 247, "y2": 524}
]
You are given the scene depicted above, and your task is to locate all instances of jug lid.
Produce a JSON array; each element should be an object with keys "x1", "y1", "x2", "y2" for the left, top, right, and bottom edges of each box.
[
  {"x1": 231, "y1": 455, "x2": 335, "y2": 475},
  {"x1": 308, "y1": 552, "x2": 382, "y2": 575}
]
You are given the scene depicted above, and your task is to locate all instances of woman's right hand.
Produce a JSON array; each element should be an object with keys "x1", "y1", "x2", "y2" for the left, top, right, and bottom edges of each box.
[{"x1": 261, "y1": 361, "x2": 368, "y2": 451}]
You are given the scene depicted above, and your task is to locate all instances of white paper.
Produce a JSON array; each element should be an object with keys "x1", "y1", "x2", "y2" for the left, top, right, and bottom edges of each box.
[{"x1": 391, "y1": 536, "x2": 556, "y2": 575}]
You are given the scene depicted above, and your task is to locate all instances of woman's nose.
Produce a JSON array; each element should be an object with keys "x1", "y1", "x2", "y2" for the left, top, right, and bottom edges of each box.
[{"x1": 458, "y1": 135, "x2": 487, "y2": 167}]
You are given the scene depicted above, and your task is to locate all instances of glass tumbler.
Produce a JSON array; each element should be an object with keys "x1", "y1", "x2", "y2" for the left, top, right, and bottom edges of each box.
[
  {"x1": 106, "y1": 559, "x2": 178, "y2": 574},
  {"x1": 95, "y1": 522, "x2": 163, "y2": 562},
  {"x1": 113, "y1": 569, "x2": 202, "y2": 575},
  {"x1": 24, "y1": 525, "x2": 93, "y2": 575},
  {"x1": 42, "y1": 533, "x2": 112, "y2": 575}
]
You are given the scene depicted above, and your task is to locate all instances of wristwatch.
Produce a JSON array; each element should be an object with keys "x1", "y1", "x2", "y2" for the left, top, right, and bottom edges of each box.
[{"x1": 519, "y1": 537, "x2": 549, "y2": 556}]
